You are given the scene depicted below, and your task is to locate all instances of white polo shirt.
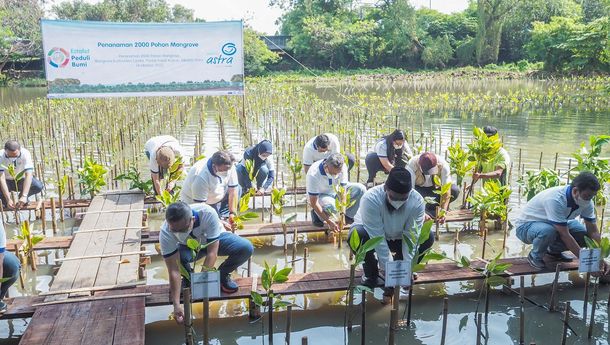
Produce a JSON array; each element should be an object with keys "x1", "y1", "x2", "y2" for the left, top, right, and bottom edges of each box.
[
  {"x1": 144, "y1": 135, "x2": 185, "y2": 174},
  {"x1": 515, "y1": 185, "x2": 596, "y2": 228},
  {"x1": 407, "y1": 154, "x2": 452, "y2": 187},
  {"x1": 0, "y1": 148, "x2": 34, "y2": 180},
  {"x1": 306, "y1": 159, "x2": 348, "y2": 197},
  {"x1": 302, "y1": 133, "x2": 341, "y2": 166},
  {"x1": 374, "y1": 138, "x2": 413, "y2": 159},
  {"x1": 353, "y1": 185, "x2": 425, "y2": 267},
  {"x1": 159, "y1": 203, "x2": 224, "y2": 258},
  {"x1": 181, "y1": 158, "x2": 238, "y2": 205}
]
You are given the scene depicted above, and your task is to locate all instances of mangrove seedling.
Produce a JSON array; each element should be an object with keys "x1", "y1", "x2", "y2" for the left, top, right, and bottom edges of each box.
[
  {"x1": 77, "y1": 157, "x2": 108, "y2": 198},
  {"x1": 447, "y1": 140, "x2": 476, "y2": 187},
  {"x1": 163, "y1": 156, "x2": 186, "y2": 192},
  {"x1": 571, "y1": 135, "x2": 610, "y2": 207},
  {"x1": 270, "y1": 188, "x2": 297, "y2": 253},
  {"x1": 115, "y1": 167, "x2": 154, "y2": 196},
  {"x1": 250, "y1": 262, "x2": 293, "y2": 344},
  {"x1": 284, "y1": 152, "x2": 303, "y2": 206},
  {"x1": 468, "y1": 180, "x2": 511, "y2": 255},
  {"x1": 333, "y1": 184, "x2": 357, "y2": 248},
  {"x1": 230, "y1": 191, "x2": 260, "y2": 230},
  {"x1": 243, "y1": 158, "x2": 259, "y2": 196},
  {"x1": 13, "y1": 220, "x2": 44, "y2": 270},
  {"x1": 155, "y1": 189, "x2": 181, "y2": 209},
  {"x1": 465, "y1": 127, "x2": 502, "y2": 204},
  {"x1": 518, "y1": 169, "x2": 561, "y2": 201}
]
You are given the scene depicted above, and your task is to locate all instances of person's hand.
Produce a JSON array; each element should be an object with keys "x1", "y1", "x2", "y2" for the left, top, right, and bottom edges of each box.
[
  {"x1": 5, "y1": 198, "x2": 15, "y2": 210},
  {"x1": 16, "y1": 195, "x2": 28, "y2": 209},
  {"x1": 424, "y1": 213, "x2": 432, "y2": 222},
  {"x1": 173, "y1": 305, "x2": 185, "y2": 325},
  {"x1": 325, "y1": 218, "x2": 340, "y2": 233},
  {"x1": 166, "y1": 181, "x2": 176, "y2": 192},
  {"x1": 472, "y1": 172, "x2": 481, "y2": 182},
  {"x1": 594, "y1": 261, "x2": 610, "y2": 276},
  {"x1": 222, "y1": 220, "x2": 233, "y2": 232},
  {"x1": 255, "y1": 189, "x2": 264, "y2": 196}
]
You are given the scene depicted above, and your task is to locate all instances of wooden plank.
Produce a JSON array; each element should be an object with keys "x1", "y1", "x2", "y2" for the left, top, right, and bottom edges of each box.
[
  {"x1": 33, "y1": 293, "x2": 152, "y2": 307},
  {"x1": 78, "y1": 298, "x2": 120, "y2": 345},
  {"x1": 70, "y1": 193, "x2": 121, "y2": 291},
  {"x1": 112, "y1": 297, "x2": 146, "y2": 345},
  {"x1": 17, "y1": 303, "x2": 62, "y2": 344},
  {"x1": 116, "y1": 193, "x2": 145, "y2": 285},
  {"x1": 45, "y1": 195, "x2": 107, "y2": 301}
]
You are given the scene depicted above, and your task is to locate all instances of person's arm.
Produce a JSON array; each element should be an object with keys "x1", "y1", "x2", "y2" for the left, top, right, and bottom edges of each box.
[
  {"x1": 379, "y1": 157, "x2": 394, "y2": 172},
  {"x1": 202, "y1": 240, "x2": 219, "y2": 270},
  {"x1": 151, "y1": 172, "x2": 162, "y2": 195},
  {"x1": 303, "y1": 146, "x2": 313, "y2": 173},
  {"x1": 228, "y1": 186, "x2": 238, "y2": 215},
  {"x1": 309, "y1": 194, "x2": 339, "y2": 232},
  {"x1": 474, "y1": 167, "x2": 504, "y2": 180},
  {"x1": 361, "y1": 196, "x2": 391, "y2": 268},
  {"x1": 17, "y1": 171, "x2": 33, "y2": 207},
  {"x1": 554, "y1": 224, "x2": 584, "y2": 258},
  {"x1": 584, "y1": 220, "x2": 601, "y2": 242},
  {"x1": 164, "y1": 252, "x2": 185, "y2": 325},
  {"x1": 0, "y1": 172, "x2": 11, "y2": 208},
  {"x1": 440, "y1": 164, "x2": 452, "y2": 211}
]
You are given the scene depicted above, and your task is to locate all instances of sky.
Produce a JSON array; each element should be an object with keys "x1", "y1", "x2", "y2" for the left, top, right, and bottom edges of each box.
[{"x1": 49, "y1": 0, "x2": 471, "y2": 35}]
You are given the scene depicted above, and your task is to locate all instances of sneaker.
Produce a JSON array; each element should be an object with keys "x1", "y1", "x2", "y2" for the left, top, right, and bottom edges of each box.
[
  {"x1": 360, "y1": 275, "x2": 380, "y2": 289},
  {"x1": 0, "y1": 301, "x2": 7, "y2": 313},
  {"x1": 546, "y1": 251, "x2": 574, "y2": 262},
  {"x1": 221, "y1": 277, "x2": 239, "y2": 294},
  {"x1": 527, "y1": 252, "x2": 546, "y2": 270}
]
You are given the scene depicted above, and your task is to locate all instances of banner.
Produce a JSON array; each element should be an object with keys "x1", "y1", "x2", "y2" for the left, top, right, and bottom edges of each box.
[{"x1": 41, "y1": 20, "x2": 244, "y2": 98}]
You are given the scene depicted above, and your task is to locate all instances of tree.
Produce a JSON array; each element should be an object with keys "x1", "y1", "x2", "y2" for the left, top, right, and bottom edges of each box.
[
  {"x1": 244, "y1": 27, "x2": 279, "y2": 75},
  {"x1": 421, "y1": 35, "x2": 453, "y2": 68},
  {"x1": 475, "y1": 0, "x2": 517, "y2": 65},
  {"x1": 0, "y1": 0, "x2": 44, "y2": 76},
  {"x1": 527, "y1": 16, "x2": 610, "y2": 72},
  {"x1": 375, "y1": 0, "x2": 419, "y2": 67},
  {"x1": 52, "y1": 0, "x2": 194, "y2": 22}
]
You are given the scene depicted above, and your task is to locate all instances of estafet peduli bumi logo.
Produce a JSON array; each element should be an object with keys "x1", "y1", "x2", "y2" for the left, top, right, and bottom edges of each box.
[{"x1": 47, "y1": 47, "x2": 70, "y2": 68}]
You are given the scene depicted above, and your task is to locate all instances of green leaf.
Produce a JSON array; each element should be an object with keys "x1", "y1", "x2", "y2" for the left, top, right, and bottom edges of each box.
[
  {"x1": 459, "y1": 256, "x2": 471, "y2": 268},
  {"x1": 177, "y1": 261, "x2": 191, "y2": 281},
  {"x1": 0, "y1": 276, "x2": 14, "y2": 283},
  {"x1": 250, "y1": 291, "x2": 264, "y2": 307},
  {"x1": 412, "y1": 263, "x2": 426, "y2": 273},
  {"x1": 349, "y1": 229, "x2": 361, "y2": 252},
  {"x1": 31, "y1": 235, "x2": 44, "y2": 246},
  {"x1": 273, "y1": 300, "x2": 293, "y2": 309},
  {"x1": 359, "y1": 236, "x2": 384, "y2": 255},
  {"x1": 584, "y1": 236, "x2": 599, "y2": 249},
  {"x1": 273, "y1": 267, "x2": 292, "y2": 284},
  {"x1": 186, "y1": 238, "x2": 199, "y2": 251},
  {"x1": 417, "y1": 220, "x2": 434, "y2": 245},
  {"x1": 284, "y1": 213, "x2": 297, "y2": 224}
]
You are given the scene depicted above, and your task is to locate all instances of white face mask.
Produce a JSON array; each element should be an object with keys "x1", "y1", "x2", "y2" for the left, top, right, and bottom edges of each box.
[
  {"x1": 259, "y1": 154, "x2": 267, "y2": 161},
  {"x1": 329, "y1": 173, "x2": 339, "y2": 180},
  {"x1": 174, "y1": 231, "x2": 190, "y2": 243},
  {"x1": 393, "y1": 143, "x2": 403, "y2": 150},
  {"x1": 388, "y1": 198, "x2": 407, "y2": 209},
  {"x1": 575, "y1": 194, "x2": 591, "y2": 207},
  {"x1": 217, "y1": 170, "x2": 228, "y2": 178}
]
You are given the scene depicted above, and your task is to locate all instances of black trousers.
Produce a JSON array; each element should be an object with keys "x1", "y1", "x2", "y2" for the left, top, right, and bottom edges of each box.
[
  {"x1": 364, "y1": 152, "x2": 408, "y2": 183},
  {"x1": 414, "y1": 185, "x2": 460, "y2": 217}
]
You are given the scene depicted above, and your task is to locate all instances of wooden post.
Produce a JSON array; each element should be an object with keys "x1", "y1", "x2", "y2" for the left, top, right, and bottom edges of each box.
[
  {"x1": 561, "y1": 301, "x2": 570, "y2": 345},
  {"x1": 50, "y1": 197, "x2": 57, "y2": 234},
  {"x1": 292, "y1": 228, "x2": 298, "y2": 271},
  {"x1": 41, "y1": 200, "x2": 46, "y2": 231},
  {"x1": 481, "y1": 212, "x2": 487, "y2": 260},
  {"x1": 283, "y1": 223, "x2": 288, "y2": 254},
  {"x1": 549, "y1": 264, "x2": 561, "y2": 312},
  {"x1": 361, "y1": 290, "x2": 366, "y2": 345},
  {"x1": 484, "y1": 284, "x2": 490, "y2": 320},
  {"x1": 440, "y1": 297, "x2": 448, "y2": 345},
  {"x1": 347, "y1": 264, "x2": 356, "y2": 332},
  {"x1": 566, "y1": 159, "x2": 572, "y2": 184},
  {"x1": 538, "y1": 151, "x2": 543, "y2": 170},
  {"x1": 553, "y1": 152, "x2": 559, "y2": 171},
  {"x1": 519, "y1": 276, "x2": 525, "y2": 345},
  {"x1": 388, "y1": 287, "x2": 399, "y2": 345},
  {"x1": 301, "y1": 337, "x2": 308, "y2": 345},
  {"x1": 285, "y1": 305, "x2": 292, "y2": 345},
  {"x1": 203, "y1": 297, "x2": 210, "y2": 345},
  {"x1": 303, "y1": 247, "x2": 308, "y2": 274},
  {"x1": 182, "y1": 288, "x2": 195, "y2": 345},
  {"x1": 406, "y1": 286, "x2": 413, "y2": 326},
  {"x1": 587, "y1": 281, "x2": 598, "y2": 339},
  {"x1": 15, "y1": 244, "x2": 25, "y2": 289},
  {"x1": 435, "y1": 206, "x2": 440, "y2": 240}
]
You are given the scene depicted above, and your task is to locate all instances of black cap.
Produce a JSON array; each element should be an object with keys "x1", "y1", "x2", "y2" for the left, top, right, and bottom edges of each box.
[
  {"x1": 385, "y1": 167, "x2": 412, "y2": 194},
  {"x1": 483, "y1": 126, "x2": 498, "y2": 137}
]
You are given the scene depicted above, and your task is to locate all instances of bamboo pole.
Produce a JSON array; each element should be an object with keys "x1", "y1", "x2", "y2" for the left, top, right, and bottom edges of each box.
[
  {"x1": 303, "y1": 247, "x2": 308, "y2": 274},
  {"x1": 440, "y1": 297, "x2": 448, "y2": 345},
  {"x1": 361, "y1": 290, "x2": 366, "y2": 345},
  {"x1": 203, "y1": 297, "x2": 210, "y2": 345},
  {"x1": 583, "y1": 273, "x2": 590, "y2": 317},
  {"x1": 285, "y1": 305, "x2": 292, "y2": 345},
  {"x1": 587, "y1": 281, "x2": 598, "y2": 339},
  {"x1": 476, "y1": 313, "x2": 482, "y2": 345},
  {"x1": 549, "y1": 264, "x2": 561, "y2": 312},
  {"x1": 50, "y1": 197, "x2": 57, "y2": 234},
  {"x1": 520, "y1": 276, "x2": 525, "y2": 345},
  {"x1": 268, "y1": 289, "x2": 274, "y2": 344},
  {"x1": 388, "y1": 287, "x2": 399, "y2": 345},
  {"x1": 183, "y1": 288, "x2": 195, "y2": 345},
  {"x1": 561, "y1": 301, "x2": 570, "y2": 345}
]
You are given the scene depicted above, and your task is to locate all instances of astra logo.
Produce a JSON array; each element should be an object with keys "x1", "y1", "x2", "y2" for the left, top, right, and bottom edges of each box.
[{"x1": 206, "y1": 42, "x2": 236, "y2": 65}]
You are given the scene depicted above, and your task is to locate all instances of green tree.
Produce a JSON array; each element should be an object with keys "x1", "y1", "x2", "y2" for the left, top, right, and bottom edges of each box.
[
  {"x1": 244, "y1": 27, "x2": 279, "y2": 75},
  {"x1": 0, "y1": 0, "x2": 44, "y2": 75},
  {"x1": 421, "y1": 35, "x2": 453, "y2": 68},
  {"x1": 475, "y1": 0, "x2": 517, "y2": 65},
  {"x1": 375, "y1": 0, "x2": 419, "y2": 67},
  {"x1": 52, "y1": 0, "x2": 194, "y2": 22}
]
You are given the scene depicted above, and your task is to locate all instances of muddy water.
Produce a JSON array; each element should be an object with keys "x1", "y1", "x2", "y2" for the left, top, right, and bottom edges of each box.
[{"x1": 0, "y1": 78, "x2": 609, "y2": 345}]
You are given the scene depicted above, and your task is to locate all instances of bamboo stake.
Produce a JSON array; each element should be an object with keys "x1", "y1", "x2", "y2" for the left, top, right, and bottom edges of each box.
[
  {"x1": 549, "y1": 264, "x2": 561, "y2": 312},
  {"x1": 476, "y1": 313, "x2": 482, "y2": 345},
  {"x1": 587, "y1": 281, "x2": 598, "y2": 339},
  {"x1": 361, "y1": 290, "x2": 366, "y2": 345},
  {"x1": 268, "y1": 289, "x2": 274, "y2": 344},
  {"x1": 561, "y1": 301, "x2": 570, "y2": 345},
  {"x1": 520, "y1": 276, "x2": 525, "y2": 345},
  {"x1": 406, "y1": 286, "x2": 413, "y2": 326},
  {"x1": 292, "y1": 228, "x2": 298, "y2": 271},
  {"x1": 388, "y1": 287, "x2": 399, "y2": 345},
  {"x1": 583, "y1": 272, "x2": 590, "y2": 317},
  {"x1": 183, "y1": 288, "x2": 195, "y2": 345},
  {"x1": 32, "y1": 292, "x2": 152, "y2": 307},
  {"x1": 41, "y1": 281, "x2": 145, "y2": 296},
  {"x1": 303, "y1": 247, "x2": 308, "y2": 274},
  {"x1": 285, "y1": 305, "x2": 292, "y2": 345},
  {"x1": 55, "y1": 250, "x2": 148, "y2": 262},
  {"x1": 203, "y1": 297, "x2": 210, "y2": 345},
  {"x1": 440, "y1": 297, "x2": 448, "y2": 345},
  {"x1": 40, "y1": 199, "x2": 46, "y2": 231}
]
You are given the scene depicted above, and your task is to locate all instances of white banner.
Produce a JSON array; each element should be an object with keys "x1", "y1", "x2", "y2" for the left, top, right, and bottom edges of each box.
[{"x1": 41, "y1": 19, "x2": 244, "y2": 98}]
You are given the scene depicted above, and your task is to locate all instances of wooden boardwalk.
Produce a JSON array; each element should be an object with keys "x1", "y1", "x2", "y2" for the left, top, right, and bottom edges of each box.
[
  {"x1": 17, "y1": 191, "x2": 146, "y2": 345},
  {"x1": 4, "y1": 255, "x2": 577, "y2": 319}
]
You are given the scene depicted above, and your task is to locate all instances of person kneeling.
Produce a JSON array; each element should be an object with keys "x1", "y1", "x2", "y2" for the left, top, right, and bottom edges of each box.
[{"x1": 160, "y1": 202, "x2": 253, "y2": 324}]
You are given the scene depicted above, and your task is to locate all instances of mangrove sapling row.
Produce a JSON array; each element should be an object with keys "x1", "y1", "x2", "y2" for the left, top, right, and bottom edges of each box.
[
  {"x1": 270, "y1": 188, "x2": 297, "y2": 253},
  {"x1": 231, "y1": 191, "x2": 261, "y2": 231},
  {"x1": 518, "y1": 169, "x2": 561, "y2": 201},
  {"x1": 467, "y1": 181, "x2": 512, "y2": 256}
]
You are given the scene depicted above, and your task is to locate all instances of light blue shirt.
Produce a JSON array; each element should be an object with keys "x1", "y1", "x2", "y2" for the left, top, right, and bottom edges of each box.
[
  {"x1": 353, "y1": 185, "x2": 425, "y2": 267},
  {"x1": 515, "y1": 185, "x2": 596, "y2": 228},
  {"x1": 159, "y1": 203, "x2": 224, "y2": 258}
]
